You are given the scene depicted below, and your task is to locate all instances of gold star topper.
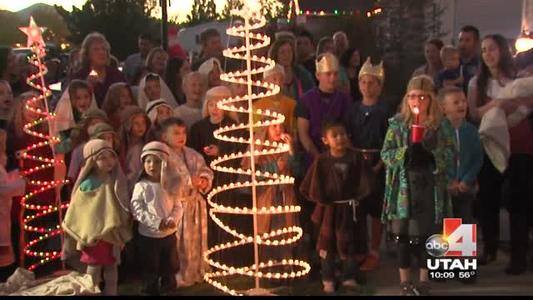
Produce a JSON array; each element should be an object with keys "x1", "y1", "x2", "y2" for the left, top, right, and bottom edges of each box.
[{"x1": 19, "y1": 16, "x2": 46, "y2": 48}]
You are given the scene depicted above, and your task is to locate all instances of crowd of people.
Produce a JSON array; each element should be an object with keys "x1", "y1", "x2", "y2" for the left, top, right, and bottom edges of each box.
[{"x1": 0, "y1": 21, "x2": 532, "y2": 296}]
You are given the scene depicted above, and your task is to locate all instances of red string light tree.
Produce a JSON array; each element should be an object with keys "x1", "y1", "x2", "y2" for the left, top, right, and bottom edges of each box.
[{"x1": 17, "y1": 17, "x2": 69, "y2": 273}]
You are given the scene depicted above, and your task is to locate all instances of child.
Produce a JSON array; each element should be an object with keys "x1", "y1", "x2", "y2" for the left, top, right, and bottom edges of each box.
[
  {"x1": 174, "y1": 72, "x2": 206, "y2": 129},
  {"x1": 381, "y1": 75, "x2": 454, "y2": 296},
  {"x1": 7, "y1": 92, "x2": 57, "y2": 270},
  {"x1": 295, "y1": 53, "x2": 352, "y2": 167},
  {"x1": 343, "y1": 57, "x2": 390, "y2": 271},
  {"x1": 254, "y1": 64, "x2": 297, "y2": 135},
  {"x1": 434, "y1": 46, "x2": 463, "y2": 90},
  {"x1": 299, "y1": 121, "x2": 370, "y2": 294},
  {"x1": 102, "y1": 82, "x2": 136, "y2": 130},
  {"x1": 188, "y1": 86, "x2": 243, "y2": 263},
  {"x1": 243, "y1": 123, "x2": 299, "y2": 262},
  {"x1": 189, "y1": 86, "x2": 239, "y2": 166},
  {"x1": 137, "y1": 73, "x2": 177, "y2": 110},
  {"x1": 68, "y1": 122, "x2": 119, "y2": 183},
  {"x1": 438, "y1": 87, "x2": 483, "y2": 223},
  {"x1": 69, "y1": 108, "x2": 110, "y2": 151},
  {"x1": 118, "y1": 105, "x2": 152, "y2": 193},
  {"x1": 197, "y1": 58, "x2": 222, "y2": 89},
  {"x1": 0, "y1": 80, "x2": 13, "y2": 129},
  {"x1": 0, "y1": 129, "x2": 25, "y2": 281},
  {"x1": 159, "y1": 117, "x2": 213, "y2": 288},
  {"x1": 53, "y1": 79, "x2": 98, "y2": 154},
  {"x1": 62, "y1": 139, "x2": 132, "y2": 295},
  {"x1": 131, "y1": 141, "x2": 182, "y2": 295},
  {"x1": 145, "y1": 99, "x2": 174, "y2": 140}
]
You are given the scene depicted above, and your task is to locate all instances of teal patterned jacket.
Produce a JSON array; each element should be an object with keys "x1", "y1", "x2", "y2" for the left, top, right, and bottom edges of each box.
[{"x1": 380, "y1": 115, "x2": 455, "y2": 223}]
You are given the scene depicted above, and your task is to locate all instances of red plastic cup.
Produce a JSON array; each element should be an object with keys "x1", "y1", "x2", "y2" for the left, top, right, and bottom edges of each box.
[{"x1": 411, "y1": 124, "x2": 425, "y2": 143}]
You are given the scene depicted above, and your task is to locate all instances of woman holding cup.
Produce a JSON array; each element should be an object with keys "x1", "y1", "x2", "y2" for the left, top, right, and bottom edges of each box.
[{"x1": 71, "y1": 32, "x2": 126, "y2": 106}]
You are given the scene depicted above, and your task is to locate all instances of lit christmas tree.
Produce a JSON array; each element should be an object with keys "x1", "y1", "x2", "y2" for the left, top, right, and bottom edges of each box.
[
  {"x1": 204, "y1": 0, "x2": 310, "y2": 295},
  {"x1": 18, "y1": 17, "x2": 68, "y2": 272}
]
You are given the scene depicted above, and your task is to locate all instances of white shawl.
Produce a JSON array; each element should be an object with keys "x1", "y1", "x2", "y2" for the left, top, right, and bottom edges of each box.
[
  {"x1": 478, "y1": 76, "x2": 533, "y2": 173},
  {"x1": 52, "y1": 88, "x2": 98, "y2": 137},
  {"x1": 136, "y1": 73, "x2": 178, "y2": 110}
]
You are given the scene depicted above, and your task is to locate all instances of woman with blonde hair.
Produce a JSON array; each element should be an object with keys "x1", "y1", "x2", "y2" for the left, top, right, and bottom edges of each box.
[
  {"x1": 381, "y1": 75, "x2": 455, "y2": 296},
  {"x1": 134, "y1": 47, "x2": 169, "y2": 85},
  {"x1": 71, "y1": 32, "x2": 126, "y2": 106}
]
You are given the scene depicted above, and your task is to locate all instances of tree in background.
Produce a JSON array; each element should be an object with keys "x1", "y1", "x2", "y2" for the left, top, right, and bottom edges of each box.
[
  {"x1": 371, "y1": 0, "x2": 446, "y2": 108},
  {"x1": 217, "y1": 0, "x2": 284, "y2": 22},
  {"x1": 219, "y1": 0, "x2": 245, "y2": 20},
  {"x1": 185, "y1": 0, "x2": 218, "y2": 26},
  {"x1": 259, "y1": 0, "x2": 284, "y2": 22},
  {"x1": 55, "y1": 0, "x2": 161, "y2": 61}
]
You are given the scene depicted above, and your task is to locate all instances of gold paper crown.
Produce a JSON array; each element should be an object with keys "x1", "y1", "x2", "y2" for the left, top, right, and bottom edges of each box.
[
  {"x1": 316, "y1": 53, "x2": 339, "y2": 73},
  {"x1": 359, "y1": 57, "x2": 384, "y2": 82}
]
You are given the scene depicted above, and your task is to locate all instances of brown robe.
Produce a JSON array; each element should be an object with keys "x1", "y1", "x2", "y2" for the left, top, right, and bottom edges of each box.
[{"x1": 299, "y1": 149, "x2": 371, "y2": 258}]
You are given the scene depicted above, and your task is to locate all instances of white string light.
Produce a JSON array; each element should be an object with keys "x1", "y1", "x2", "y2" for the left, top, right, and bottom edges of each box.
[{"x1": 203, "y1": 1, "x2": 310, "y2": 296}]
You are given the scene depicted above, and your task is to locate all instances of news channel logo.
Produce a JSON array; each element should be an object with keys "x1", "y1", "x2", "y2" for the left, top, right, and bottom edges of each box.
[{"x1": 425, "y1": 218, "x2": 477, "y2": 281}]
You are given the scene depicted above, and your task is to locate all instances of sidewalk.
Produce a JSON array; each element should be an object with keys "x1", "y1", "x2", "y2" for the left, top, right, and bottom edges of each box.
[{"x1": 370, "y1": 245, "x2": 533, "y2": 296}]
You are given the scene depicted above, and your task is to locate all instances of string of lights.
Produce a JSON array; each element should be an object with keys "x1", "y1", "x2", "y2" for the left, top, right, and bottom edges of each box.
[
  {"x1": 203, "y1": 1, "x2": 309, "y2": 296},
  {"x1": 18, "y1": 17, "x2": 69, "y2": 271}
]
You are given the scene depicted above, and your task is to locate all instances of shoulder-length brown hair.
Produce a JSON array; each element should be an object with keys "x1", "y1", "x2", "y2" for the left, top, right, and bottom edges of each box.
[
  {"x1": 102, "y1": 82, "x2": 135, "y2": 117},
  {"x1": 268, "y1": 38, "x2": 296, "y2": 67},
  {"x1": 79, "y1": 32, "x2": 111, "y2": 70}
]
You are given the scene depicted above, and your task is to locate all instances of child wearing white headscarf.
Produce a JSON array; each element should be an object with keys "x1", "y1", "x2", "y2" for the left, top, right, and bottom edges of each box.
[
  {"x1": 131, "y1": 141, "x2": 182, "y2": 295},
  {"x1": 145, "y1": 99, "x2": 174, "y2": 140},
  {"x1": 53, "y1": 80, "x2": 98, "y2": 154},
  {"x1": 137, "y1": 73, "x2": 178, "y2": 110},
  {"x1": 197, "y1": 57, "x2": 222, "y2": 88}
]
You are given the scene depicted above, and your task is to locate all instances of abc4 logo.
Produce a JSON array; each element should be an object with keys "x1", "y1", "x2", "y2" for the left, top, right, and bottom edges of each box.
[{"x1": 426, "y1": 218, "x2": 477, "y2": 258}]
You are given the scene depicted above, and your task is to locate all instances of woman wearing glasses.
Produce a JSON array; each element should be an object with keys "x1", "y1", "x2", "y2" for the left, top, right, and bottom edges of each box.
[{"x1": 380, "y1": 75, "x2": 455, "y2": 295}]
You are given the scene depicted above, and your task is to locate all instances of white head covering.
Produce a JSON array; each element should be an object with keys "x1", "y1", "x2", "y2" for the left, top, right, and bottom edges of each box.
[
  {"x1": 138, "y1": 141, "x2": 180, "y2": 194},
  {"x1": 145, "y1": 99, "x2": 174, "y2": 124},
  {"x1": 73, "y1": 139, "x2": 129, "y2": 210},
  {"x1": 263, "y1": 63, "x2": 285, "y2": 79},
  {"x1": 202, "y1": 86, "x2": 232, "y2": 118},
  {"x1": 198, "y1": 57, "x2": 222, "y2": 79},
  {"x1": 137, "y1": 73, "x2": 178, "y2": 110},
  {"x1": 52, "y1": 85, "x2": 98, "y2": 137}
]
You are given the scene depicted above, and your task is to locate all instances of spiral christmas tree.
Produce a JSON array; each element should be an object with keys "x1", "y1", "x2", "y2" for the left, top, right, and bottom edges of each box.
[
  {"x1": 18, "y1": 17, "x2": 69, "y2": 271},
  {"x1": 204, "y1": 1, "x2": 310, "y2": 295}
]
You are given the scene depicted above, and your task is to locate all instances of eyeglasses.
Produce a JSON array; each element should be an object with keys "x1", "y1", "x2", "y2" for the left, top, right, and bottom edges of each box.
[{"x1": 407, "y1": 94, "x2": 428, "y2": 101}]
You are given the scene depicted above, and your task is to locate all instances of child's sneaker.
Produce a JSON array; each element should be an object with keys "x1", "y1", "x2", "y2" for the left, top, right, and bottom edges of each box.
[
  {"x1": 341, "y1": 279, "x2": 359, "y2": 290},
  {"x1": 413, "y1": 281, "x2": 431, "y2": 296},
  {"x1": 322, "y1": 280, "x2": 336, "y2": 294},
  {"x1": 399, "y1": 281, "x2": 416, "y2": 296}
]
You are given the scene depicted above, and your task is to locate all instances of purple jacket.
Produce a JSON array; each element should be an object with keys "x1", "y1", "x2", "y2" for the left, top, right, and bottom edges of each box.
[{"x1": 299, "y1": 87, "x2": 352, "y2": 152}]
